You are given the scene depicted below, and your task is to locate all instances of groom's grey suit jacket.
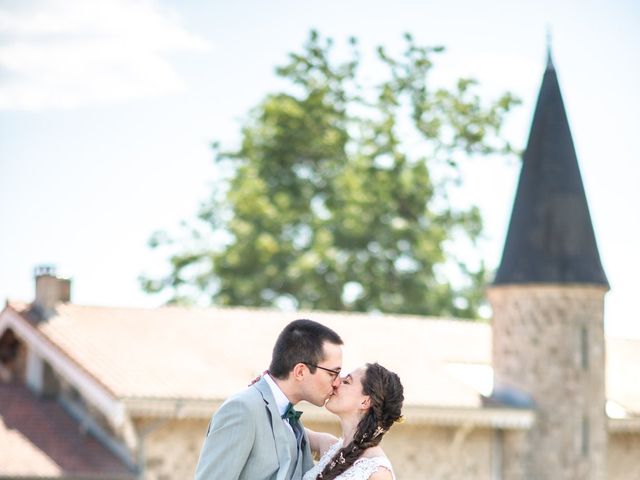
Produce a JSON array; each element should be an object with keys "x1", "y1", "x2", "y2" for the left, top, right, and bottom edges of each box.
[{"x1": 194, "y1": 376, "x2": 314, "y2": 480}]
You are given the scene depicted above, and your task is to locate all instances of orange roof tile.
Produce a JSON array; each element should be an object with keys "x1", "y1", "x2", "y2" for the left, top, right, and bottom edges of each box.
[{"x1": 0, "y1": 382, "x2": 134, "y2": 479}]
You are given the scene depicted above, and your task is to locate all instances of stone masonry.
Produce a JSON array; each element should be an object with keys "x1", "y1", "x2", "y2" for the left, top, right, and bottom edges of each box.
[
  {"x1": 489, "y1": 285, "x2": 608, "y2": 480},
  {"x1": 133, "y1": 413, "x2": 640, "y2": 480}
]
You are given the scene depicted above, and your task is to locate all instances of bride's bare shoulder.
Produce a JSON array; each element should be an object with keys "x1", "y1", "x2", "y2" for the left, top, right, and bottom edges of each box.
[{"x1": 368, "y1": 467, "x2": 393, "y2": 480}]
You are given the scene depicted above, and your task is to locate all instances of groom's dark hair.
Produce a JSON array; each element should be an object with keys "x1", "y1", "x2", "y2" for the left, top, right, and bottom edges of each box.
[{"x1": 269, "y1": 319, "x2": 343, "y2": 379}]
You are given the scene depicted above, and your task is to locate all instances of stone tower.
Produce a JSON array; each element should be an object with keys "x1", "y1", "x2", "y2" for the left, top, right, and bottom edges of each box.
[{"x1": 487, "y1": 51, "x2": 609, "y2": 479}]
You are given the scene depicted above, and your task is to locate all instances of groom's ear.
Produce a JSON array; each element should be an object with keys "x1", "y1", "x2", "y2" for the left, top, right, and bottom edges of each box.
[{"x1": 292, "y1": 362, "x2": 307, "y2": 381}]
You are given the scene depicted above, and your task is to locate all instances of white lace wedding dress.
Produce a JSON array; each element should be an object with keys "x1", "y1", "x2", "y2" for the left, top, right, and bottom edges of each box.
[{"x1": 302, "y1": 439, "x2": 396, "y2": 480}]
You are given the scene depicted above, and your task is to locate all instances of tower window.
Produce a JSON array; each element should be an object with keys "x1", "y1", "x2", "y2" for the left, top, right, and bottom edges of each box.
[
  {"x1": 582, "y1": 416, "x2": 589, "y2": 456},
  {"x1": 580, "y1": 326, "x2": 589, "y2": 370}
]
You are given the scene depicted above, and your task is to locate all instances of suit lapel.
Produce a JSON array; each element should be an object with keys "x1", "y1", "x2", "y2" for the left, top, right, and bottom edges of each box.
[{"x1": 254, "y1": 377, "x2": 295, "y2": 480}]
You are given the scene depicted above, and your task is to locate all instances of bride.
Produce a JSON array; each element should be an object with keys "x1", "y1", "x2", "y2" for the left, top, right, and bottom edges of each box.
[{"x1": 303, "y1": 363, "x2": 404, "y2": 480}]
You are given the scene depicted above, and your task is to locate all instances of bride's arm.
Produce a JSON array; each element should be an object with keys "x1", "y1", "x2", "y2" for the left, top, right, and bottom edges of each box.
[{"x1": 304, "y1": 428, "x2": 338, "y2": 456}]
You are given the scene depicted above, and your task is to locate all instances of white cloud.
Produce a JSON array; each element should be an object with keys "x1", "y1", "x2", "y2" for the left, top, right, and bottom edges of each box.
[{"x1": 0, "y1": 0, "x2": 211, "y2": 110}]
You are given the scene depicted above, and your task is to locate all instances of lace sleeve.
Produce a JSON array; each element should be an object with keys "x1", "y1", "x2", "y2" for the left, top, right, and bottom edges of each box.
[{"x1": 302, "y1": 439, "x2": 395, "y2": 480}]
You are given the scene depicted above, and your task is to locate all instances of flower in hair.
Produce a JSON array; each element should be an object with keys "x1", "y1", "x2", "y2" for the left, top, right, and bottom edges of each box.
[
  {"x1": 373, "y1": 426, "x2": 386, "y2": 438},
  {"x1": 338, "y1": 452, "x2": 345, "y2": 464}
]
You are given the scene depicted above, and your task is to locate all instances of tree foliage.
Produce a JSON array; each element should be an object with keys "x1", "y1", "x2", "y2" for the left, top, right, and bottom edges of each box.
[{"x1": 142, "y1": 31, "x2": 519, "y2": 318}]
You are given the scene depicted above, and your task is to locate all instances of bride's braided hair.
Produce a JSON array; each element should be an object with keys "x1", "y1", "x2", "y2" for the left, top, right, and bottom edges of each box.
[{"x1": 316, "y1": 363, "x2": 404, "y2": 480}]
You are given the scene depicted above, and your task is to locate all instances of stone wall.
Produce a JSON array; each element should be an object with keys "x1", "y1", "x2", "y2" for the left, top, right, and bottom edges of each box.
[
  {"x1": 137, "y1": 418, "x2": 208, "y2": 480},
  {"x1": 489, "y1": 285, "x2": 608, "y2": 480},
  {"x1": 500, "y1": 430, "x2": 529, "y2": 479},
  {"x1": 151, "y1": 417, "x2": 495, "y2": 480},
  {"x1": 305, "y1": 421, "x2": 495, "y2": 479},
  {"x1": 135, "y1": 414, "x2": 640, "y2": 479},
  {"x1": 608, "y1": 431, "x2": 640, "y2": 480},
  {"x1": 383, "y1": 423, "x2": 492, "y2": 479}
]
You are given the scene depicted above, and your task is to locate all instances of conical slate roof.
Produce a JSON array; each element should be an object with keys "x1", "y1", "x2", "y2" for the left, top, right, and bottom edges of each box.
[{"x1": 493, "y1": 54, "x2": 608, "y2": 287}]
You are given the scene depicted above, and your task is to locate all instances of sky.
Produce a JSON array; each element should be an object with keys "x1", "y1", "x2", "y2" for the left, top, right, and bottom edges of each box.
[{"x1": 1, "y1": 0, "x2": 639, "y2": 338}]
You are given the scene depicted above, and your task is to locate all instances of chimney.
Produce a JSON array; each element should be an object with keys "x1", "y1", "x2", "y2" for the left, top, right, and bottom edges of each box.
[{"x1": 34, "y1": 265, "x2": 71, "y2": 318}]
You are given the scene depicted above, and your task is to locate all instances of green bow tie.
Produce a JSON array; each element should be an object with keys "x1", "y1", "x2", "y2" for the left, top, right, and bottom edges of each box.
[{"x1": 282, "y1": 403, "x2": 302, "y2": 427}]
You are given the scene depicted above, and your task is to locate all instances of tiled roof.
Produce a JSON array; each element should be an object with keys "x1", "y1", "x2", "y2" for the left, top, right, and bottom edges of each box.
[
  {"x1": 0, "y1": 382, "x2": 134, "y2": 479},
  {"x1": 4, "y1": 301, "x2": 639, "y2": 415},
  {"x1": 6, "y1": 302, "x2": 490, "y2": 409}
]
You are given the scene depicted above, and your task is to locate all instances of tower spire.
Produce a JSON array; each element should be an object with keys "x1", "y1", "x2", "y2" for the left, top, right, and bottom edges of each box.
[
  {"x1": 546, "y1": 26, "x2": 555, "y2": 70},
  {"x1": 493, "y1": 51, "x2": 607, "y2": 287}
]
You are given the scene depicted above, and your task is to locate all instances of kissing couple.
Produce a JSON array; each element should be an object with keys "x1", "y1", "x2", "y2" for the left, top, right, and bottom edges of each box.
[{"x1": 194, "y1": 319, "x2": 404, "y2": 480}]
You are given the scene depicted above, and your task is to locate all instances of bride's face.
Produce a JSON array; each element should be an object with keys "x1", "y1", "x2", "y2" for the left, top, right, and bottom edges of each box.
[{"x1": 325, "y1": 366, "x2": 370, "y2": 415}]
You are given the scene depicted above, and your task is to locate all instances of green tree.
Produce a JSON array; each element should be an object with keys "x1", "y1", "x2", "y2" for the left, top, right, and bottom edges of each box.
[{"x1": 142, "y1": 31, "x2": 519, "y2": 318}]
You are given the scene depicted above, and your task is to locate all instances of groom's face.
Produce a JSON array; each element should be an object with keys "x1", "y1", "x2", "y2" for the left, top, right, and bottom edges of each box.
[{"x1": 303, "y1": 341, "x2": 343, "y2": 407}]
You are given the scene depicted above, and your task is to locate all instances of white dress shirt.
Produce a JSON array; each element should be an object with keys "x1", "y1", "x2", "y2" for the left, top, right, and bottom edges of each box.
[{"x1": 264, "y1": 373, "x2": 296, "y2": 434}]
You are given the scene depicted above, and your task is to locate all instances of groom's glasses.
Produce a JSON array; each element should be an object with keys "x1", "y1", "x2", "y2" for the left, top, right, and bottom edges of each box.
[{"x1": 304, "y1": 363, "x2": 341, "y2": 380}]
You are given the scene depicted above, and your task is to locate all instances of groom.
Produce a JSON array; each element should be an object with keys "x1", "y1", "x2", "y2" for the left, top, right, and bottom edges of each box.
[{"x1": 194, "y1": 319, "x2": 343, "y2": 480}]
